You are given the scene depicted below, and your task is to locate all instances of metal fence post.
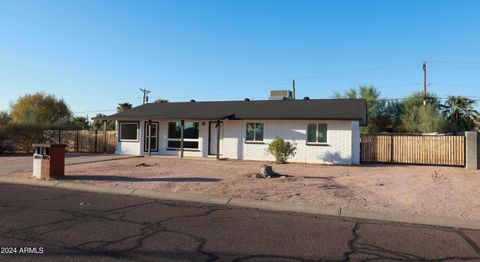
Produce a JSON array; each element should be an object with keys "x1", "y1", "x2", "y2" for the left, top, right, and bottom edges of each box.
[
  {"x1": 76, "y1": 130, "x2": 79, "y2": 152},
  {"x1": 94, "y1": 130, "x2": 98, "y2": 153},
  {"x1": 390, "y1": 135, "x2": 394, "y2": 163}
]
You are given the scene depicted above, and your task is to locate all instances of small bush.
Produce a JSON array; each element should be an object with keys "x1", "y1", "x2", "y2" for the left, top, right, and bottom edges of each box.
[{"x1": 267, "y1": 137, "x2": 297, "y2": 164}]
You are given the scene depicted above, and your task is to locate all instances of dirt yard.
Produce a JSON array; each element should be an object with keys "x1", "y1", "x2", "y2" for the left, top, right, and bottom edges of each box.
[{"x1": 9, "y1": 156, "x2": 480, "y2": 221}]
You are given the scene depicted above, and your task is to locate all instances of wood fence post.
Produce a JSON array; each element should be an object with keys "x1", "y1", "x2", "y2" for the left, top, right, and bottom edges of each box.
[{"x1": 58, "y1": 129, "x2": 62, "y2": 144}]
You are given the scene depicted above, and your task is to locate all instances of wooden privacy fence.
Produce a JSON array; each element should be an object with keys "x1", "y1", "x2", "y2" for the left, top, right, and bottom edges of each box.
[
  {"x1": 361, "y1": 134, "x2": 465, "y2": 166},
  {"x1": 44, "y1": 130, "x2": 116, "y2": 153}
]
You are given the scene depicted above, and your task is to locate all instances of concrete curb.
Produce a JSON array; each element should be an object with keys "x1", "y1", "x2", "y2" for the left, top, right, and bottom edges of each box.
[
  {"x1": 1, "y1": 175, "x2": 480, "y2": 230},
  {"x1": 228, "y1": 197, "x2": 341, "y2": 217}
]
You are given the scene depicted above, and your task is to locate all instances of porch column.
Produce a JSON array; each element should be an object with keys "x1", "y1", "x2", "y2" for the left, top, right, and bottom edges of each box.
[
  {"x1": 147, "y1": 120, "x2": 152, "y2": 156},
  {"x1": 180, "y1": 120, "x2": 185, "y2": 158},
  {"x1": 216, "y1": 120, "x2": 221, "y2": 160}
]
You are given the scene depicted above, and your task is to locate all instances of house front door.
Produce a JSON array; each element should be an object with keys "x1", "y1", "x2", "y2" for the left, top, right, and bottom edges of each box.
[{"x1": 209, "y1": 121, "x2": 223, "y2": 155}]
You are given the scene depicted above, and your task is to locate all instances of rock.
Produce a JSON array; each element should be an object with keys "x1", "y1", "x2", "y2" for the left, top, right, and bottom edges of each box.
[
  {"x1": 133, "y1": 162, "x2": 151, "y2": 167},
  {"x1": 256, "y1": 165, "x2": 282, "y2": 178}
]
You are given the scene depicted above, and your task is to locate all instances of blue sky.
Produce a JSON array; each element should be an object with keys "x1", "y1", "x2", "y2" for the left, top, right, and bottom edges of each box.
[{"x1": 1, "y1": 0, "x2": 480, "y2": 117}]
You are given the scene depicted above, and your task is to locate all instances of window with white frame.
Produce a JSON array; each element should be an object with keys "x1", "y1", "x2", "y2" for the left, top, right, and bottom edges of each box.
[
  {"x1": 246, "y1": 123, "x2": 264, "y2": 142},
  {"x1": 119, "y1": 122, "x2": 139, "y2": 141},
  {"x1": 167, "y1": 122, "x2": 199, "y2": 149},
  {"x1": 307, "y1": 123, "x2": 328, "y2": 144}
]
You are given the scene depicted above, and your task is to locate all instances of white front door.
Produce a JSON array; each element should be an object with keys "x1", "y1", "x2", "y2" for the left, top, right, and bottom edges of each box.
[{"x1": 209, "y1": 122, "x2": 223, "y2": 155}]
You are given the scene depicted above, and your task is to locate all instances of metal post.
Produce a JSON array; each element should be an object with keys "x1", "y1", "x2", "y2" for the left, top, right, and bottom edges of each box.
[
  {"x1": 94, "y1": 130, "x2": 98, "y2": 153},
  {"x1": 148, "y1": 120, "x2": 152, "y2": 156},
  {"x1": 103, "y1": 120, "x2": 107, "y2": 153},
  {"x1": 76, "y1": 130, "x2": 79, "y2": 152},
  {"x1": 58, "y1": 129, "x2": 61, "y2": 144},
  {"x1": 390, "y1": 135, "x2": 394, "y2": 163},
  {"x1": 216, "y1": 120, "x2": 221, "y2": 160},
  {"x1": 180, "y1": 120, "x2": 184, "y2": 158}
]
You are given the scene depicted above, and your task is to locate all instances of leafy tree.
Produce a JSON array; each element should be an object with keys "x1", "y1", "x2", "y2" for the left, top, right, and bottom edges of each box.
[
  {"x1": 440, "y1": 96, "x2": 478, "y2": 132},
  {"x1": 117, "y1": 102, "x2": 132, "y2": 112},
  {"x1": 267, "y1": 137, "x2": 297, "y2": 164},
  {"x1": 372, "y1": 100, "x2": 403, "y2": 132},
  {"x1": 0, "y1": 111, "x2": 11, "y2": 153},
  {"x1": 333, "y1": 85, "x2": 396, "y2": 132},
  {"x1": 0, "y1": 111, "x2": 10, "y2": 125},
  {"x1": 71, "y1": 116, "x2": 90, "y2": 130},
  {"x1": 91, "y1": 113, "x2": 115, "y2": 131},
  {"x1": 10, "y1": 92, "x2": 72, "y2": 126},
  {"x1": 154, "y1": 98, "x2": 169, "y2": 103},
  {"x1": 399, "y1": 92, "x2": 446, "y2": 133}
]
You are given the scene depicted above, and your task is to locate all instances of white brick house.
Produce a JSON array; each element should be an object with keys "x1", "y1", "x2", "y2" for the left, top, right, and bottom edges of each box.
[{"x1": 102, "y1": 99, "x2": 367, "y2": 165}]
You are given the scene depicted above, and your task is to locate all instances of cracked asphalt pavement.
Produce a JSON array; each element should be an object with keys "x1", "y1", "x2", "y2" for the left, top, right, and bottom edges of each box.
[{"x1": 1, "y1": 183, "x2": 480, "y2": 261}]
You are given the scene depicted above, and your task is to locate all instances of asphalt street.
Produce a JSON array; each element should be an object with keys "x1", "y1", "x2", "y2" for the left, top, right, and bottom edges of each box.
[{"x1": 0, "y1": 183, "x2": 480, "y2": 261}]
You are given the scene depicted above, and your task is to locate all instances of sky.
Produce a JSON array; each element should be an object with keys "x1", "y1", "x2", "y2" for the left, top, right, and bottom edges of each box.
[{"x1": 1, "y1": 0, "x2": 480, "y2": 118}]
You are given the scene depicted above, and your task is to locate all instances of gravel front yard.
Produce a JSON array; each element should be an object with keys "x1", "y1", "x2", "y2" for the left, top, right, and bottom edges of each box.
[{"x1": 11, "y1": 156, "x2": 480, "y2": 221}]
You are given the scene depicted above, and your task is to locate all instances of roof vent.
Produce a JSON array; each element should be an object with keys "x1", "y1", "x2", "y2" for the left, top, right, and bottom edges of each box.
[
  {"x1": 244, "y1": 98, "x2": 250, "y2": 101},
  {"x1": 269, "y1": 90, "x2": 293, "y2": 100},
  {"x1": 303, "y1": 96, "x2": 310, "y2": 100},
  {"x1": 190, "y1": 99, "x2": 196, "y2": 102}
]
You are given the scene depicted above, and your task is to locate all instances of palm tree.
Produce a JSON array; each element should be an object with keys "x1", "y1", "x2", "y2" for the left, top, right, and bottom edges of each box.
[
  {"x1": 117, "y1": 102, "x2": 132, "y2": 112},
  {"x1": 440, "y1": 96, "x2": 478, "y2": 131}
]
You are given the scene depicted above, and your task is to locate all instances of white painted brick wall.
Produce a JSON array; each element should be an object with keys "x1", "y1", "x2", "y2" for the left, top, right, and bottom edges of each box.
[
  {"x1": 221, "y1": 120, "x2": 355, "y2": 164},
  {"x1": 116, "y1": 119, "x2": 360, "y2": 164}
]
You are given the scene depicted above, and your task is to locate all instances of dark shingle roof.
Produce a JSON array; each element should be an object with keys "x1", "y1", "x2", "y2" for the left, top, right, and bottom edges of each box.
[{"x1": 101, "y1": 99, "x2": 367, "y2": 125}]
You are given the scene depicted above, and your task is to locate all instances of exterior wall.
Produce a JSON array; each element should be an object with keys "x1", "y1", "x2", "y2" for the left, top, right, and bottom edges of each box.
[
  {"x1": 154, "y1": 120, "x2": 208, "y2": 157},
  {"x1": 115, "y1": 119, "x2": 360, "y2": 165},
  {"x1": 221, "y1": 120, "x2": 356, "y2": 164},
  {"x1": 351, "y1": 121, "x2": 360, "y2": 165},
  {"x1": 114, "y1": 121, "x2": 142, "y2": 155}
]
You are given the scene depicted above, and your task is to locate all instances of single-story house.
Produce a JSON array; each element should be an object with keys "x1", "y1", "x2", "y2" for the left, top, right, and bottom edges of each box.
[{"x1": 101, "y1": 99, "x2": 367, "y2": 165}]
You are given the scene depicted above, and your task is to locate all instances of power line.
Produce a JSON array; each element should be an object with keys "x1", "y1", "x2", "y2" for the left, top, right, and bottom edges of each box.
[
  {"x1": 428, "y1": 60, "x2": 480, "y2": 65},
  {"x1": 165, "y1": 63, "x2": 419, "y2": 90}
]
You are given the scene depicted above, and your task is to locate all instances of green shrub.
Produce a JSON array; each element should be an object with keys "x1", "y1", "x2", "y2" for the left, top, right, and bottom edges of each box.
[{"x1": 267, "y1": 137, "x2": 297, "y2": 164}]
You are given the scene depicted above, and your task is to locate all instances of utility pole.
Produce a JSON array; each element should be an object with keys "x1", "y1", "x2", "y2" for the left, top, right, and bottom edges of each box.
[
  {"x1": 292, "y1": 79, "x2": 296, "y2": 100},
  {"x1": 140, "y1": 88, "x2": 151, "y2": 104},
  {"x1": 423, "y1": 62, "x2": 427, "y2": 105}
]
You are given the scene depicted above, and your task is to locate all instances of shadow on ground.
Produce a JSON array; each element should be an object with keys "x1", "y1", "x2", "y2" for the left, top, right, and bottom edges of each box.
[{"x1": 60, "y1": 175, "x2": 222, "y2": 182}]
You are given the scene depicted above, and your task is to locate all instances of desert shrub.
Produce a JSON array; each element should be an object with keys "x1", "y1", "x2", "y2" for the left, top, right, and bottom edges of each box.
[{"x1": 267, "y1": 137, "x2": 297, "y2": 164}]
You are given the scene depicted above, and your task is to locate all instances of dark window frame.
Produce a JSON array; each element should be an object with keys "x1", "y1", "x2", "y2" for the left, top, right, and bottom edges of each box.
[
  {"x1": 167, "y1": 121, "x2": 200, "y2": 150},
  {"x1": 143, "y1": 121, "x2": 159, "y2": 152}
]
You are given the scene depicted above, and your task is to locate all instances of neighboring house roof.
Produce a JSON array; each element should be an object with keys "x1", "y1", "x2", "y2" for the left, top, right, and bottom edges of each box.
[{"x1": 100, "y1": 99, "x2": 368, "y2": 125}]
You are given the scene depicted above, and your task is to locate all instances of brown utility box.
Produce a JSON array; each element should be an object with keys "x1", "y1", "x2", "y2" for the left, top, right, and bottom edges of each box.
[{"x1": 32, "y1": 144, "x2": 66, "y2": 180}]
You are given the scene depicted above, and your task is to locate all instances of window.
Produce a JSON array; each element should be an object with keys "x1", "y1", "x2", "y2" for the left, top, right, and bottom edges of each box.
[
  {"x1": 167, "y1": 122, "x2": 199, "y2": 149},
  {"x1": 246, "y1": 123, "x2": 264, "y2": 142},
  {"x1": 144, "y1": 122, "x2": 158, "y2": 151},
  {"x1": 307, "y1": 123, "x2": 327, "y2": 144},
  {"x1": 119, "y1": 122, "x2": 139, "y2": 141}
]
